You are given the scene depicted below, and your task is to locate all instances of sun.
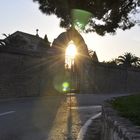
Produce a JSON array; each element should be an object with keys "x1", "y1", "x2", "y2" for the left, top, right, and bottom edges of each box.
[
  {"x1": 65, "y1": 41, "x2": 77, "y2": 69},
  {"x1": 65, "y1": 41, "x2": 77, "y2": 59}
]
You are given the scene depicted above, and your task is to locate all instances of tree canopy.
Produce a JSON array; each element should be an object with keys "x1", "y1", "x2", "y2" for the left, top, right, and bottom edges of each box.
[
  {"x1": 101, "y1": 52, "x2": 140, "y2": 67},
  {"x1": 33, "y1": 0, "x2": 140, "y2": 35},
  {"x1": 117, "y1": 52, "x2": 140, "y2": 67}
]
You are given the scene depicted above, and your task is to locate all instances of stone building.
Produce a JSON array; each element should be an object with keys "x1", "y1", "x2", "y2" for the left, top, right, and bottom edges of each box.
[{"x1": 1, "y1": 31, "x2": 50, "y2": 52}]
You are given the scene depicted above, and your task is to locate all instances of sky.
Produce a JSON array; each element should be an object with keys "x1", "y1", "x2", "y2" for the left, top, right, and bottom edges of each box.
[{"x1": 0, "y1": 0, "x2": 140, "y2": 62}]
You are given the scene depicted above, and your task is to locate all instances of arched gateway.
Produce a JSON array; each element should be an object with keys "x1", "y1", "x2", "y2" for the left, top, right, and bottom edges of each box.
[{"x1": 49, "y1": 28, "x2": 93, "y2": 93}]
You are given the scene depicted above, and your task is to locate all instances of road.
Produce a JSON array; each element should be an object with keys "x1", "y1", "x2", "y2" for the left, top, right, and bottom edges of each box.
[{"x1": 0, "y1": 93, "x2": 130, "y2": 140}]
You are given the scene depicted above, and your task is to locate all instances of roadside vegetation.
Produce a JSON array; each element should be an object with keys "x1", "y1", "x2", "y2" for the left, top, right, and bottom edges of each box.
[{"x1": 110, "y1": 94, "x2": 140, "y2": 126}]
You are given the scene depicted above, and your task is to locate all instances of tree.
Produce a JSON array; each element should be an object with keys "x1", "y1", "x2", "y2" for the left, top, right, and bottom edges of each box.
[
  {"x1": 33, "y1": 0, "x2": 140, "y2": 35},
  {"x1": 116, "y1": 52, "x2": 140, "y2": 67}
]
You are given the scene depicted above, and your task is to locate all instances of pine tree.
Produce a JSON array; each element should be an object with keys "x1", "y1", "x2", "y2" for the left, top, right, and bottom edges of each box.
[{"x1": 33, "y1": 0, "x2": 140, "y2": 35}]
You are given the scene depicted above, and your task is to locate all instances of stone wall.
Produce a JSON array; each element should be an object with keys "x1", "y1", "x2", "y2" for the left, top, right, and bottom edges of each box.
[
  {"x1": 91, "y1": 62, "x2": 140, "y2": 93},
  {"x1": 102, "y1": 103, "x2": 140, "y2": 140},
  {"x1": 1, "y1": 47, "x2": 140, "y2": 97},
  {"x1": 0, "y1": 49, "x2": 51, "y2": 97}
]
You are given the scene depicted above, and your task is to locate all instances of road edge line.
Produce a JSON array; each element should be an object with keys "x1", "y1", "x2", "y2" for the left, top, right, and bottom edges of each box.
[
  {"x1": 0, "y1": 111, "x2": 15, "y2": 116},
  {"x1": 76, "y1": 112, "x2": 102, "y2": 140}
]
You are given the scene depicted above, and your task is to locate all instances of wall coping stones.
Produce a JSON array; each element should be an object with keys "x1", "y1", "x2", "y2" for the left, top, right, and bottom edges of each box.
[{"x1": 102, "y1": 102, "x2": 140, "y2": 140}]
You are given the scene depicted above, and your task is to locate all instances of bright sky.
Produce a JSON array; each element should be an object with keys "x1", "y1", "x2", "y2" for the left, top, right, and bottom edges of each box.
[{"x1": 0, "y1": 0, "x2": 140, "y2": 62}]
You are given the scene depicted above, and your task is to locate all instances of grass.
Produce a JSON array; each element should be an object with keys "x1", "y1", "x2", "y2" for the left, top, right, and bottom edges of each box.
[{"x1": 110, "y1": 94, "x2": 140, "y2": 126}]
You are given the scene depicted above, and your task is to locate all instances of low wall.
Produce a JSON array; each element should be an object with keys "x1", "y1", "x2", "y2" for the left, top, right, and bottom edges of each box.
[{"x1": 102, "y1": 103, "x2": 140, "y2": 140}]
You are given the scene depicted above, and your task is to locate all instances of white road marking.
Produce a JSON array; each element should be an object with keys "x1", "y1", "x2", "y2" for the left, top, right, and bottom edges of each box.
[
  {"x1": 77, "y1": 112, "x2": 102, "y2": 140},
  {"x1": 70, "y1": 105, "x2": 101, "y2": 110},
  {"x1": 0, "y1": 111, "x2": 15, "y2": 117}
]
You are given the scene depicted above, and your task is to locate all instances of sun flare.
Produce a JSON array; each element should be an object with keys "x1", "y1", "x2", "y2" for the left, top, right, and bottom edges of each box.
[
  {"x1": 65, "y1": 41, "x2": 77, "y2": 69},
  {"x1": 65, "y1": 42, "x2": 77, "y2": 59}
]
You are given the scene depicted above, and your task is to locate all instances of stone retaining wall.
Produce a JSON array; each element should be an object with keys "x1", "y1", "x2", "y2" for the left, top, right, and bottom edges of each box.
[{"x1": 102, "y1": 103, "x2": 140, "y2": 140}]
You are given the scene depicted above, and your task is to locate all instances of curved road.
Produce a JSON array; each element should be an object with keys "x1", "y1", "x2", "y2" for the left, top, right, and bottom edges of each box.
[{"x1": 0, "y1": 93, "x2": 130, "y2": 140}]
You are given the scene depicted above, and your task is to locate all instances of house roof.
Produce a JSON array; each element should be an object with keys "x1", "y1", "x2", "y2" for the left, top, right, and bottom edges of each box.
[
  {"x1": 0, "y1": 31, "x2": 50, "y2": 56},
  {"x1": 8, "y1": 31, "x2": 43, "y2": 42}
]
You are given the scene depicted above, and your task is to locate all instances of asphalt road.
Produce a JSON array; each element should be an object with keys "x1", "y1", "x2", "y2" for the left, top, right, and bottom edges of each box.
[{"x1": 0, "y1": 93, "x2": 130, "y2": 140}]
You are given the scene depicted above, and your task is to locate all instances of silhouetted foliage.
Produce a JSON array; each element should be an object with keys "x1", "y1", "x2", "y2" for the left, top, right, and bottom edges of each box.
[
  {"x1": 0, "y1": 40, "x2": 5, "y2": 47},
  {"x1": 33, "y1": 0, "x2": 140, "y2": 35},
  {"x1": 2, "y1": 33, "x2": 8, "y2": 38},
  {"x1": 105, "y1": 59, "x2": 118, "y2": 66},
  {"x1": 116, "y1": 52, "x2": 140, "y2": 67},
  {"x1": 0, "y1": 34, "x2": 10, "y2": 47}
]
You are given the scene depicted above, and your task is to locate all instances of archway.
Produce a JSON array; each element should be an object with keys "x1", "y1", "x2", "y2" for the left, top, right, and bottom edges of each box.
[
  {"x1": 50, "y1": 28, "x2": 92, "y2": 93},
  {"x1": 65, "y1": 41, "x2": 79, "y2": 92},
  {"x1": 65, "y1": 41, "x2": 77, "y2": 69}
]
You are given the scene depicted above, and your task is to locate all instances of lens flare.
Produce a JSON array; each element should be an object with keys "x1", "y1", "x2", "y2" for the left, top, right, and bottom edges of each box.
[
  {"x1": 62, "y1": 82, "x2": 70, "y2": 92},
  {"x1": 71, "y1": 9, "x2": 93, "y2": 31},
  {"x1": 65, "y1": 41, "x2": 77, "y2": 69},
  {"x1": 62, "y1": 82, "x2": 69, "y2": 88},
  {"x1": 65, "y1": 42, "x2": 77, "y2": 59}
]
